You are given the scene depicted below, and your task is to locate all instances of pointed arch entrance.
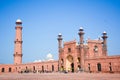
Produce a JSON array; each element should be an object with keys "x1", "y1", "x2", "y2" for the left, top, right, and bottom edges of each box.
[{"x1": 66, "y1": 55, "x2": 74, "y2": 72}]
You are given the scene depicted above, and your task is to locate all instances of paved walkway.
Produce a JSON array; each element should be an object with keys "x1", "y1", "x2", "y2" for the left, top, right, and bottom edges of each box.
[{"x1": 0, "y1": 72, "x2": 120, "y2": 80}]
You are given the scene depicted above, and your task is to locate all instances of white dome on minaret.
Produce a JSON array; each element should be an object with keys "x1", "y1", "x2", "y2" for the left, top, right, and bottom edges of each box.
[
  {"x1": 103, "y1": 31, "x2": 107, "y2": 34},
  {"x1": 80, "y1": 27, "x2": 83, "y2": 30},
  {"x1": 58, "y1": 33, "x2": 62, "y2": 36},
  {"x1": 16, "y1": 19, "x2": 22, "y2": 23}
]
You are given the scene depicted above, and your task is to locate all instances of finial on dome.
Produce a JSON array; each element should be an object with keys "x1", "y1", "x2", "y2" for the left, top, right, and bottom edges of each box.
[{"x1": 16, "y1": 19, "x2": 22, "y2": 24}]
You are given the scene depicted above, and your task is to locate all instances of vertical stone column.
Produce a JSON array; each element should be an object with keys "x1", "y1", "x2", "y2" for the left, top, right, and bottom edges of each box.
[
  {"x1": 102, "y1": 31, "x2": 108, "y2": 56},
  {"x1": 78, "y1": 27, "x2": 85, "y2": 71},
  {"x1": 13, "y1": 19, "x2": 23, "y2": 64},
  {"x1": 57, "y1": 33, "x2": 63, "y2": 71}
]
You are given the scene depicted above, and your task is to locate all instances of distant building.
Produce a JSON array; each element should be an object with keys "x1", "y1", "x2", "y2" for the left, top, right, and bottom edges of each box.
[{"x1": 0, "y1": 19, "x2": 120, "y2": 73}]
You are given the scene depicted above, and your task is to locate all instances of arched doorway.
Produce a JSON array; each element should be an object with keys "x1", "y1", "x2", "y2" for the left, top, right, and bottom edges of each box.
[
  {"x1": 71, "y1": 63, "x2": 74, "y2": 72},
  {"x1": 33, "y1": 66, "x2": 36, "y2": 73},
  {"x1": 66, "y1": 55, "x2": 74, "y2": 72},
  {"x1": 52, "y1": 65, "x2": 54, "y2": 71},
  {"x1": 9, "y1": 67, "x2": 12, "y2": 72},
  {"x1": 97, "y1": 63, "x2": 101, "y2": 71},
  {"x1": 1, "y1": 68, "x2": 5, "y2": 72},
  {"x1": 33, "y1": 66, "x2": 35, "y2": 71},
  {"x1": 42, "y1": 66, "x2": 44, "y2": 72},
  {"x1": 109, "y1": 62, "x2": 112, "y2": 72}
]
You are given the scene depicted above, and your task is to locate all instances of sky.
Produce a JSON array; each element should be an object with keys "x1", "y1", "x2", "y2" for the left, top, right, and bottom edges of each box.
[{"x1": 0, "y1": 0, "x2": 120, "y2": 64}]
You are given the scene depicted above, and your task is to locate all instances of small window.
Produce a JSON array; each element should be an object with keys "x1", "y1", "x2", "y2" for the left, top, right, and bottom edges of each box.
[
  {"x1": 68, "y1": 48, "x2": 71, "y2": 53},
  {"x1": 88, "y1": 63, "x2": 90, "y2": 71},
  {"x1": 42, "y1": 66, "x2": 44, "y2": 72},
  {"x1": 97, "y1": 63, "x2": 101, "y2": 71},
  {"x1": 109, "y1": 62, "x2": 112, "y2": 71},
  {"x1": 77, "y1": 57, "x2": 80, "y2": 63},
  {"x1": 94, "y1": 46, "x2": 98, "y2": 52},
  {"x1": 52, "y1": 65, "x2": 54, "y2": 71},
  {"x1": 1, "y1": 68, "x2": 5, "y2": 72},
  {"x1": 61, "y1": 59, "x2": 64, "y2": 64}
]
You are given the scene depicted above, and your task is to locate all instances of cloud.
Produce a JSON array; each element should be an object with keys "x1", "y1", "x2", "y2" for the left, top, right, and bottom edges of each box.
[
  {"x1": 33, "y1": 53, "x2": 54, "y2": 62},
  {"x1": 33, "y1": 59, "x2": 42, "y2": 62}
]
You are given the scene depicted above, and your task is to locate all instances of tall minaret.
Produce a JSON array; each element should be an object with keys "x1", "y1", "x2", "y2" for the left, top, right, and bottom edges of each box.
[
  {"x1": 102, "y1": 31, "x2": 108, "y2": 56},
  {"x1": 13, "y1": 19, "x2": 23, "y2": 64},
  {"x1": 57, "y1": 33, "x2": 63, "y2": 71},
  {"x1": 78, "y1": 27, "x2": 85, "y2": 70}
]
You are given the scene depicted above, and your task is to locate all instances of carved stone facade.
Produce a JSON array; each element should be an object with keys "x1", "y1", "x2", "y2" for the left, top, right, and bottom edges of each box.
[{"x1": 0, "y1": 20, "x2": 120, "y2": 73}]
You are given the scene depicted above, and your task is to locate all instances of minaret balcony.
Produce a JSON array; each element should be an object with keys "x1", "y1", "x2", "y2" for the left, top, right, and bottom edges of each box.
[
  {"x1": 14, "y1": 41, "x2": 23, "y2": 43},
  {"x1": 15, "y1": 26, "x2": 23, "y2": 30},
  {"x1": 13, "y1": 53, "x2": 23, "y2": 57}
]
